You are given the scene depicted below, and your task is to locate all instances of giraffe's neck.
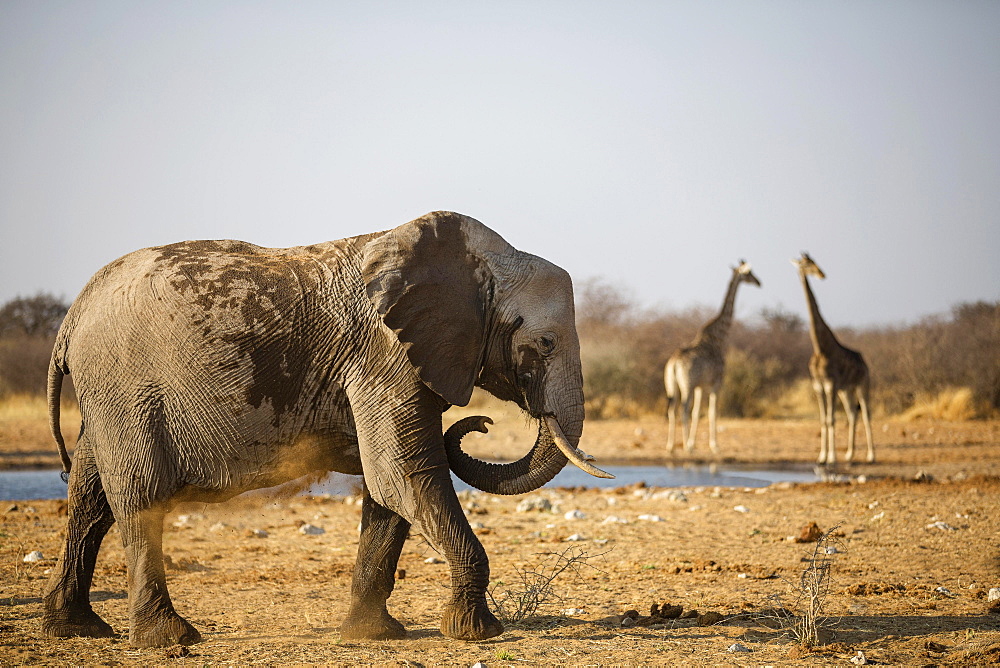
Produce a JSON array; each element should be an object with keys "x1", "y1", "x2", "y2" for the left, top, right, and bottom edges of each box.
[
  {"x1": 800, "y1": 272, "x2": 838, "y2": 354},
  {"x1": 694, "y1": 272, "x2": 740, "y2": 352}
]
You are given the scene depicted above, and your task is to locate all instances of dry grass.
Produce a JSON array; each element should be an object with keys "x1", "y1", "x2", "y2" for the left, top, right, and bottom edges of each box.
[
  {"x1": 0, "y1": 394, "x2": 80, "y2": 468},
  {"x1": 900, "y1": 387, "x2": 982, "y2": 421},
  {"x1": 0, "y1": 393, "x2": 79, "y2": 423}
]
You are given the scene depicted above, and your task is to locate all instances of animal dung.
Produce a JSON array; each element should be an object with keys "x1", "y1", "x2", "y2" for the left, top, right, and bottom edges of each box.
[
  {"x1": 650, "y1": 602, "x2": 683, "y2": 619},
  {"x1": 696, "y1": 611, "x2": 724, "y2": 626},
  {"x1": 613, "y1": 602, "x2": 702, "y2": 628}
]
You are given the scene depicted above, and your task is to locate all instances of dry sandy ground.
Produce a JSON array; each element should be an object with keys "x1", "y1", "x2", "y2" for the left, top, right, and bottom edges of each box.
[{"x1": 3, "y1": 410, "x2": 1000, "y2": 666}]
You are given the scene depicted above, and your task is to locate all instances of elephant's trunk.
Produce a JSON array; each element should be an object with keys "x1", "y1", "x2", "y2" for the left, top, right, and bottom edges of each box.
[{"x1": 444, "y1": 415, "x2": 612, "y2": 496}]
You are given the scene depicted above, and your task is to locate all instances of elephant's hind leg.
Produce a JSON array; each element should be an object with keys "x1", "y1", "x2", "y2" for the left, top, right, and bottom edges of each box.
[
  {"x1": 117, "y1": 507, "x2": 201, "y2": 647},
  {"x1": 42, "y1": 442, "x2": 116, "y2": 639},
  {"x1": 340, "y1": 486, "x2": 410, "y2": 640}
]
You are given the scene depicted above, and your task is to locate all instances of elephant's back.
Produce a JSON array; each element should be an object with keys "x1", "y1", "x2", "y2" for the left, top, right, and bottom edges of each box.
[
  {"x1": 64, "y1": 239, "x2": 343, "y2": 328},
  {"x1": 57, "y1": 240, "x2": 346, "y2": 386}
]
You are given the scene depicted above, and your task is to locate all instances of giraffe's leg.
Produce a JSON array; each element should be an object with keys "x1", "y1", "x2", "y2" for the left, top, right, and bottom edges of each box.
[
  {"x1": 813, "y1": 383, "x2": 828, "y2": 464},
  {"x1": 859, "y1": 391, "x2": 875, "y2": 463},
  {"x1": 839, "y1": 390, "x2": 858, "y2": 462},
  {"x1": 707, "y1": 390, "x2": 719, "y2": 453},
  {"x1": 680, "y1": 390, "x2": 693, "y2": 452},
  {"x1": 824, "y1": 382, "x2": 837, "y2": 465},
  {"x1": 686, "y1": 387, "x2": 702, "y2": 452},
  {"x1": 666, "y1": 395, "x2": 677, "y2": 453},
  {"x1": 42, "y1": 440, "x2": 116, "y2": 639},
  {"x1": 118, "y1": 507, "x2": 201, "y2": 647}
]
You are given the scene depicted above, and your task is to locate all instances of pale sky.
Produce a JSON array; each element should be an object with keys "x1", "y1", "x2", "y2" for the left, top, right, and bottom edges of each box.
[{"x1": 2, "y1": 1, "x2": 998, "y2": 328}]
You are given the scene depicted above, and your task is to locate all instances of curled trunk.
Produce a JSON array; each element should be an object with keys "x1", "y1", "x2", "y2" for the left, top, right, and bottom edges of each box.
[{"x1": 444, "y1": 415, "x2": 612, "y2": 496}]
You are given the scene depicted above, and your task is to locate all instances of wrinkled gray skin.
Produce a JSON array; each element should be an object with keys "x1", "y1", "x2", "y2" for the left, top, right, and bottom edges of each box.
[{"x1": 42, "y1": 211, "x2": 601, "y2": 647}]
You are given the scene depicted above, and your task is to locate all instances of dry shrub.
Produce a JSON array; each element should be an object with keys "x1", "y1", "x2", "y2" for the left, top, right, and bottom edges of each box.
[
  {"x1": 760, "y1": 378, "x2": 817, "y2": 419},
  {"x1": 768, "y1": 523, "x2": 843, "y2": 648},
  {"x1": 719, "y1": 349, "x2": 766, "y2": 417},
  {"x1": 487, "y1": 547, "x2": 607, "y2": 624},
  {"x1": 900, "y1": 387, "x2": 982, "y2": 421}
]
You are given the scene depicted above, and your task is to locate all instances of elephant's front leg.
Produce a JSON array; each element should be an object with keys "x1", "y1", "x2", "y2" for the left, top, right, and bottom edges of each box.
[
  {"x1": 353, "y1": 388, "x2": 503, "y2": 641},
  {"x1": 341, "y1": 486, "x2": 410, "y2": 640},
  {"x1": 410, "y1": 465, "x2": 503, "y2": 641}
]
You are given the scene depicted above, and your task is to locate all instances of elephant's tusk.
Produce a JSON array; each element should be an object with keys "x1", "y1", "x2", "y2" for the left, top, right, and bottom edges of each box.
[{"x1": 543, "y1": 416, "x2": 615, "y2": 479}]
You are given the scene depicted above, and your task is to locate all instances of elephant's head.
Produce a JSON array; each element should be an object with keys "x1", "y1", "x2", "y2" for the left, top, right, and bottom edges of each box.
[{"x1": 362, "y1": 211, "x2": 611, "y2": 495}]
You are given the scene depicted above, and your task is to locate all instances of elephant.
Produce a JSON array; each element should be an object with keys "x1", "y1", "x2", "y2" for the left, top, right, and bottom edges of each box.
[{"x1": 42, "y1": 211, "x2": 611, "y2": 648}]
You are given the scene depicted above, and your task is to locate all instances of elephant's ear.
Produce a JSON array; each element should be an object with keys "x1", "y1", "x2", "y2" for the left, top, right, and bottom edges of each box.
[{"x1": 361, "y1": 212, "x2": 491, "y2": 406}]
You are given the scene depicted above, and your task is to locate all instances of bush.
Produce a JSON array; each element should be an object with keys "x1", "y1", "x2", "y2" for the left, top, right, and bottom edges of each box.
[
  {"x1": 0, "y1": 293, "x2": 67, "y2": 337},
  {"x1": 719, "y1": 349, "x2": 766, "y2": 418},
  {"x1": 0, "y1": 293, "x2": 70, "y2": 399},
  {"x1": 575, "y1": 281, "x2": 999, "y2": 420},
  {"x1": 0, "y1": 335, "x2": 56, "y2": 397}
]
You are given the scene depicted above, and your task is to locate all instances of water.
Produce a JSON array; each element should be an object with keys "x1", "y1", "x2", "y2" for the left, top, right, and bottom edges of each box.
[{"x1": 0, "y1": 464, "x2": 817, "y2": 502}]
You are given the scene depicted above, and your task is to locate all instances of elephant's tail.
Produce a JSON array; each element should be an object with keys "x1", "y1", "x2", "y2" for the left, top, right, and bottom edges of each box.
[{"x1": 48, "y1": 354, "x2": 72, "y2": 480}]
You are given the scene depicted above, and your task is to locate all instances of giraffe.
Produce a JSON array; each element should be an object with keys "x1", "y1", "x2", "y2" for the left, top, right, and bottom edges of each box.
[
  {"x1": 665, "y1": 260, "x2": 761, "y2": 453},
  {"x1": 792, "y1": 252, "x2": 875, "y2": 464}
]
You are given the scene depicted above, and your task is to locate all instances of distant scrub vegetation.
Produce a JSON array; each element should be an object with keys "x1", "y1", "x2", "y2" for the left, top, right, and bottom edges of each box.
[
  {"x1": 575, "y1": 278, "x2": 1000, "y2": 421},
  {"x1": 1, "y1": 289, "x2": 997, "y2": 420},
  {"x1": 0, "y1": 293, "x2": 69, "y2": 398}
]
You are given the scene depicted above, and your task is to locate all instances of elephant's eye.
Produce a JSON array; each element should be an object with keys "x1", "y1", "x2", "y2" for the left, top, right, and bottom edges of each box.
[{"x1": 538, "y1": 335, "x2": 557, "y2": 355}]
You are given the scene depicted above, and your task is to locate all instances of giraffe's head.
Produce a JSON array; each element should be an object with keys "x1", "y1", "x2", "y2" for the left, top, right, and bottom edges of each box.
[
  {"x1": 791, "y1": 252, "x2": 826, "y2": 279},
  {"x1": 734, "y1": 259, "x2": 762, "y2": 287}
]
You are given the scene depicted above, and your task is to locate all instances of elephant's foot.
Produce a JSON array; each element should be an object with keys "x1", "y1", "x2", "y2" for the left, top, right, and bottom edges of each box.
[
  {"x1": 130, "y1": 611, "x2": 201, "y2": 648},
  {"x1": 42, "y1": 604, "x2": 115, "y2": 639},
  {"x1": 340, "y1": 608, "x2": 406, "y2": 640},
  {"x1": 441, "y1": 598, "x2": 503, "y2": 641}
]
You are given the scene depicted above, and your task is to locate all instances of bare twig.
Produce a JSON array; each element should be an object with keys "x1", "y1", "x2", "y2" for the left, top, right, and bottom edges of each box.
[
  {"x1": 770, "y1": 523, "x2": 843, "y2": 647},
  {"x1": 487, "y1": 546, "x2": 609, "y2": 624}
]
